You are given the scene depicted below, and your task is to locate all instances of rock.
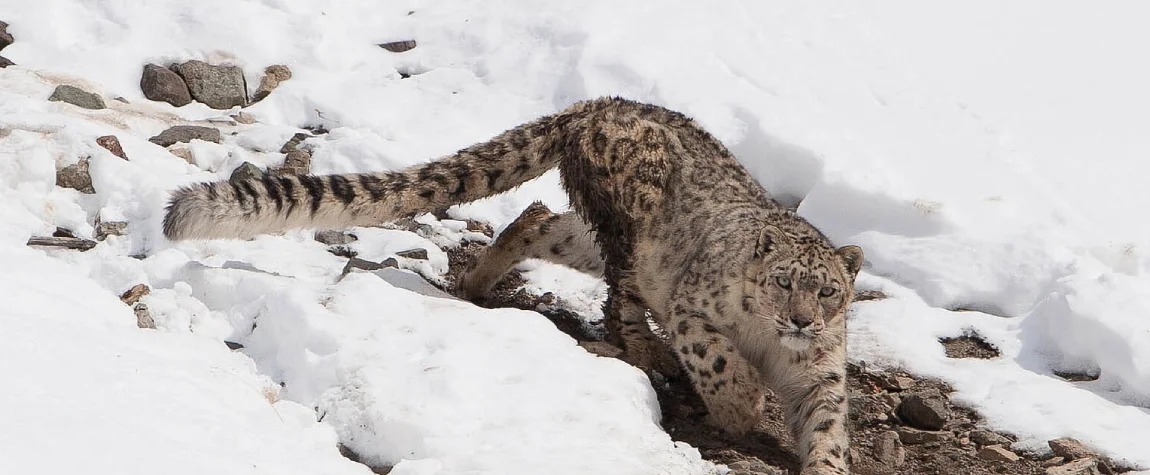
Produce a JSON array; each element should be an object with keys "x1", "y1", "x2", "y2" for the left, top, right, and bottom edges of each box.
[
  {"x1": 96, "y1": 135, "x2": 127, "y2": 160},
  {"x1": 26, "y1": 236, "x2": 96, "y2": 251},
  {"x1": 53, "y1": 227, "x2": 77, "y2": 238},
  {"x1": 897, "y1": 394, "x2": 949, "y2": 430},
  {"x1": 140, "y1": 64, "x2": 192, "y2": 107},
  {"x1": 56, "y1": 157, "x2": 95, "y2": 193},
  {"x1": 378, "y1": 40, "x2": 417, "y2": 53},
  {"x1": 971, "y1": 430, "x2": 1011, "y2": 447},
  {"x1": 898, "y1": 427, "x2": 946, "y2": 445},
  {"x1": 173, "y1": 60, "x2": 247, "y2": 109},
  {"x1": 315, "y1": 230, "x2": 357, "y2": 246},
  {"x1": 95, "y1": 221, "x2": 128, "y2": 241},
  {"x1": 726, "y1": 459, "x2": 785, "y2": 475},
  {"x1": 381, "y1": 257, "x2": 399, "y2": 268},
  {"x1": 579, "y1": 341, "x2": 624, "y2": 359},
  {"x1": 1046, "y1": 458, "x2": 1102, "y2": 475},
  {"x1": 0, "y1": 20, "x2": 12, "y2": 51},
  {"x1": 279, "y1": 150, "x2": 311, "y2": 175},
  {"x1": 252, "y1": 64, "x2": 291, "y2": 102},
  {"x1": 119, "y1": 284, "x2": 151, "y2": 306},
  {"x1": 875, "y1": 430, "x2": 906, "y2": 467},
  {"x1": 343, "y1": 257, "x2": 385, "y2": 275},
  {"x1": 1049, "y1": 438, "x2": 1095, "y2": 461},
  {"x1": 853, "y1": 289, "x2": 888, "y2": 301},
  {"x1": 168, "y1": 146, "x2": 194, "y2": 163},
  {"x1": 134, "y1": 303, "x2": 156, "y2": 329},
  {"x1": 229, "y1": 162, "x2": 263, "y2": 183},
  {"x1": 0, "y1": 56, "x2": 12, "y2": 68},
  {"x1": 224, "y1": 341, "x2": 244, "y2": 350},
  {"x1": 232, "y1": 111, "x2": 257, "y2": 124},
  {"x1": 1043, "y1": 457, "x2": 1068, "y2": 467},
  {"x1": 396, "y1": 248, "x2": 429, "y2": 260},
  {"x1": 48, "y1": 85, "x2": 106, "y2": 110},
  {"x1": 149, "y1": 125, "x2": 221, "y2": 147},
  {"x1": 978, "y1": 445, "x2": 1021, "y2": 463},
  {"x1": 875, "y1": 373, "x2": 915, "y2": 391},
  {"x1": 279, "y1": 132, "x2": 311, "y2": 153}
]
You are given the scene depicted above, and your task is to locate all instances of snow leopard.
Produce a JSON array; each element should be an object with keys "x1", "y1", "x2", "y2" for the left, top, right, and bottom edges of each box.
[{"x1": 163, "y1": 97, "x2": 863, "y2": 474}]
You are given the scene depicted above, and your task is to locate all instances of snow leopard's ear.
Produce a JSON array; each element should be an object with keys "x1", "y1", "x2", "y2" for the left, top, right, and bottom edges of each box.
[
  {"x1": 835, "y1": 245, "x2": 864, "y2": 279},
  {"x1": 754, "y1": 225, "x2": 791, "y2": 259}
]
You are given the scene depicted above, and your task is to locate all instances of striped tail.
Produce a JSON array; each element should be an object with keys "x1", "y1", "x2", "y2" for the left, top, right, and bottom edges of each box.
[{"x1": 162, "y1": 111, "x2": 578, "y2": 241}]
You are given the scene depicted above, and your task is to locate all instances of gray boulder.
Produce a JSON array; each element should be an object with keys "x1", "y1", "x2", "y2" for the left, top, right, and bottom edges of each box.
[{"x1": 173, "y1": 60, "x2": 247, "y2": 109}]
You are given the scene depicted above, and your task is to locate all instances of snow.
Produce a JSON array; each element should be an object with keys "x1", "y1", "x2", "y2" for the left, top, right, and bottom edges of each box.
[{"x1": 2, "y1": 0, "x2": 1150, "y2": 473}]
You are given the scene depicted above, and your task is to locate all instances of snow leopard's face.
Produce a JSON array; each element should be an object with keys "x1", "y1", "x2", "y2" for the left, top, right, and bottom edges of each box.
[{"x1": 747, "y1": 227, "x2": 863, "y2": 351}]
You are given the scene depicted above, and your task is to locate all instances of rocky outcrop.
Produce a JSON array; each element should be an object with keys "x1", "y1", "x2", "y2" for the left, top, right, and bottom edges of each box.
[
  {"x1": 140, "y1": 64, "x2": 193, "y2": 107},
  {"x1": 172, "y1": 60, "x2": 247, "y2": 109}
]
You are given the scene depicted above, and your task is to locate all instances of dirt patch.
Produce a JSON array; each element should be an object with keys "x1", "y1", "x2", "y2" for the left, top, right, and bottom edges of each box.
[{"x1": 940, "y1": 332, "x2": 1001, "y2": 359}]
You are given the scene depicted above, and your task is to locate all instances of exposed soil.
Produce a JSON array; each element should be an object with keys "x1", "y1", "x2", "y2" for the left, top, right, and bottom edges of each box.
[{"x1": 940, "y1": 333, "x2": 1001, "y2": 359}]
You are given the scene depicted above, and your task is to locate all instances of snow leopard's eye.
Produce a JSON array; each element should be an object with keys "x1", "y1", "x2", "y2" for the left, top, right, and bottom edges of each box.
[
  {"x1": 819, "y1": 286, "x2": 837, "y2": 297},
  {"x1": 775, "y1": 276, "x2": 792, "y2": 289}
]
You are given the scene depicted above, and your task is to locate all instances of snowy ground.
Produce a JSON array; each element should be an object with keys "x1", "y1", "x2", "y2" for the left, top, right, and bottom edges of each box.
[{"x1": 2, "y1": 0, "x2": 1149, "y2": 473}]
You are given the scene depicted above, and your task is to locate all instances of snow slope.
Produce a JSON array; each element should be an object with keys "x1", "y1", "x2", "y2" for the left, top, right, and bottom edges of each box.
[{"x1": 2, "y1": 0, "x2": 1149, "y2": 472}]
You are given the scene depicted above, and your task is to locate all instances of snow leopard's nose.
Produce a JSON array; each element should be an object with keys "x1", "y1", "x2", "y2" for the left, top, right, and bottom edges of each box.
[{"x1": 790, "y1": 313, "x2": 815, "y2": 328}]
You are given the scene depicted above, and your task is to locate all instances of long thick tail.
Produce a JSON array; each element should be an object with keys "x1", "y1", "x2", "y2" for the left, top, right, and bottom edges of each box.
[{"x1": 162, "y1": 110, "x2": 580, "y2": 241}]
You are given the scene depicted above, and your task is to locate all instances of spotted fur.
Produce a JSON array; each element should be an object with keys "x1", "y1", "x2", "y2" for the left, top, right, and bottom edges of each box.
[{"x1": 163, "y1": 97, "x2": 863, "y2": 473}]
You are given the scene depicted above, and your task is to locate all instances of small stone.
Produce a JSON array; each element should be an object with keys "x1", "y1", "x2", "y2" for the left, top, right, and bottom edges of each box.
[
  {"x1": 0, "y1": 56, "x2": 13, "y2": 68},
  {"x1": 345, "y1": 257, "x2": 384, "y2": 272},
  {"x1": 314, "y1": 230, "x2": 357, "y2": 246},
  {"x1": 95, "y1": 135, "x2": 127, "y2": 160},
  {"x1": 853, "y1": 289, "x2": 888, "y2": 301},
  {"x1": 229, "y1": 162, "x2": 263, "y2": 183},
  {"x1": 134, "y1": 303, "x2": 155, "y2": 329},
  {"x1": 971, "y1": 430, "x2": 1012, "y2": 447},
  {"x1": 897, "y1": 394, "x2": 949, "y2": 431},
  {"x1": 875, "y1": 430, "x2": 906, "y2": 467},
  {"x1": 378, "y1": 40, "x2": 417, "y2": 53},
  {"x1": 380, "y1": 257, "x2": 399, "y2": 268},
  {"x1": 168, "y1": 146, "x2": 194, "y2": 163},
  {"x1": 978, "y1": 444, "x2": 1021, "y2": 463},
  {"x1": 232, "y1": 111, "x2": 257, "y2": 124},
  {"x1": 56, "y1": 157, "x2": 95, "y2": 193},
  {"x1": 1046, "y1": 458, "x2": 1102, "y2": 475},
  {"x1": 1049, "y1": 438, "x2": 1095, "y2": 461},
  {"x1": 579, "y1": 341, "x2": 623, "y2": 359},
  {"x1": 0, "y1": 20, "x2": 12, "y2": 51},
  {"x1": 149, "y1": 125, "x2": 221, "y2": 147},
  {"x1": 224, "y1": 341, "x2": 244, "y2": 351},
  {"x1": 252, "y1": 64, "x2": 292, "y2": 102},
  {"x1": 279, "y1": 150, "x2": 311, "y2": 175},
  {"x1": 876, "y1": 373, "x2": 915, "y2": 391},
  {"x1": 140, "y1": 64, "x2": 192, "y2": 107},
  {"x1": 173, "y1": 60, "x2": 247, "y2": 109},
  {"x1": 279, "y1": 132, "x2": 311, "y2": 153},
  {"x1": 1043, "y1": 457, "x2": 1068, "y2": 467},
  {"x1": 95, "y1": 221, "x2": 127, "y2": 241},
  {"x1": 898, "y1": 427, "x2": 945, "y2": 445},
  {"x1": 396, "y1": 248, "x2": 429, "y2": 260},
  {"x1": 119, "y1": 284, "x2": 151, "y2": 306},
  {"x1": 726, "y1": 459, "x2": 786, "y2": 475},
  {"x1": 53, "y1": 227, "x2": 76, "y2": 238},
  {"x1": 48, "y1": 85, "x2": 106, "y2": 110}
]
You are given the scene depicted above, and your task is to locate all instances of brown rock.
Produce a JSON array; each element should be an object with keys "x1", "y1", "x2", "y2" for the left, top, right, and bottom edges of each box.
[
  {"x1": 0, "y1": 20, "x2": 12, "y2": 51},
  {"x1": 279, "y1": 132, "x2": 310, "y2": 153},
  {"x1": 96, "y1": 135, "x2": 127, "y2": 160},
  {"x1": 279, "y1": 150, "x2": 311, "y2": 175},
  {"x1": 0, "y1": 56, "x2": 12, "y2": 68},
  {"x1": 378, "y1": 40, "x2": 417, "y2": 53},
  {"x1": 252, "y1": 64, "x2": 292, "y2": 102},
  {"x1": 897, "y1": 394, "x2": 949, "y2": 431},
  {"x1": 875, "y1": 430, "x2": 906, "y2": 467},
  {"x1": 232, "y1": 112, "x2": 257, "y2": 124},
  {"x1": 314, "y1": 230, "x2": 357, "y2": 246},
  {"x1": 120, "y1": 284, "x2": 151, "y2": 306},
  {"x1": 580, "y1": 341, "x2": 624, "y2": 359},
  {"x1": 172, "y1": 60, "x2": 247, "y2": 109},
  {"x1": 1049, "y1": 438, "x2": 1095, "y2": 461},
  {"x1": 1046, "y1": 458, "x2": 1102, "y2": 475},
  {"x1": 56, "y1": 157, "x2": 95, "y2": 193},
  {"x1": 898, "y1": 428, "x2": 946, "y2": 445},
  {"x1": 149, "y1": 125, "x2": 221, "y2": 147},
  {"x1": 169, "y1": 146, "x2": 194, "y2": 163},
  {"x1": 134, "y1": 303, "x2": 155, "y2": 329},
  {"x1": 26, "y1": 236, "x2": 96, "y2": 251},
  {"x1": 229, "y1": 162, "x2": 263, "y2": 183},
  {"x1": 978, "y1": 445, "x2": 1021, "y2": 463},
  {"x1": 95, "y1": 221, "x2": 127, "y2": 241},
  {"x1": 971, "y1": 430, "x2": 1011, "y2": 447},
  {"x1": 140, "y1": 64, "x2": 192, "y2": 107}
]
